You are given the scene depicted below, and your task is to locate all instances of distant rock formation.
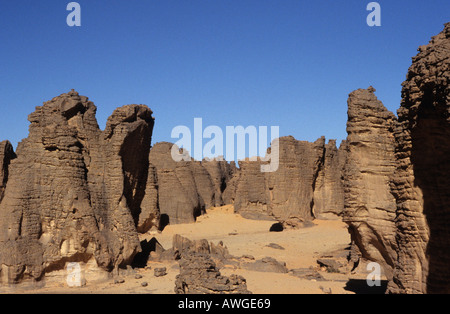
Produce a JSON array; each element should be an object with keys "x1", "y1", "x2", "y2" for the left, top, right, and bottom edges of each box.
[
  {"x1": 0, "y1": 90, "x2": 155, "y2": 284},
  {"x1": 138, "y1": 164, "x2": 159, "y2": 233},
  {"x1": 313, "y1": 139, "x2": 346, "y2": 217},
  {"x1": 202, "y1": 158, "x2": 236, "y2": 207},
  {"x1": 342, "y1": 87, "x2": 398, "y2": 279},
  {"x1": 232, "y1": 136, "x2": 345, "y2": 225},
  {"x1": 148, "y1": 142, "x2": 207, "y2": 225},
  {"x1": 388, "y1": 22, "x2": 450, "y2": 294},
  {"x1": 148, "y1": 142, "x2": 237, "y2": 225},
  {"x1": 0, "y1": 141, "x2": 16, "y2": 202}
]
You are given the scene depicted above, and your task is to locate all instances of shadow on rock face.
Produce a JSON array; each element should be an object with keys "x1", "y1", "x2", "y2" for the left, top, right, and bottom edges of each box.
[
  {"x1": 132, "y1": 238, "x2": 162, "y2": 268},
  {"x1": 411, "y1": 87, "x2": 450, "y2": 294},
  {"x1": 159, "y1": 214, "x2": 170, "y2": 232}
]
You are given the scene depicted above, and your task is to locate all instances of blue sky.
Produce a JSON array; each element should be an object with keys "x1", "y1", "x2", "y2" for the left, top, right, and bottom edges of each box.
[{"x1": 0, "y1": 0, "x2": 448, "y2": 156}]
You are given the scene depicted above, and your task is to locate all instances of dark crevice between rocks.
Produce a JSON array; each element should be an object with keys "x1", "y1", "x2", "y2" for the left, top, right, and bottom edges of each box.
[
  {"x1": 120, "y1": 122, "x2": 152, "y2": 229},
  {"x1": 132, "y1": 238, "x2": 160, "y2": 268}
]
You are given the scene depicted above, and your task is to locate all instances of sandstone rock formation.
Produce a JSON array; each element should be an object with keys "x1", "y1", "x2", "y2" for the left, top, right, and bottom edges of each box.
[
  {"x1": 342, "y1": 23, "x2": 450, "y2": 294},
  {"x1": 232, "y1": 136, "x2": 345, "y2": 225},
  {"x1": 388, "y1": 22, "x2": 450, "y2": 294},
  {"x1": 202, "y1": 158, "x2": 236, "y2": 207},
  {"x1": 138, "y1": 164, "x2": 159, "y2": 233},
  {"x1": 171, "y1": 235, "x2": 251, "y2": 294},
  {"x1": 0, "y1": 141, "x2": 16, "y2": 202},
  {"x1": 145, "y1": 135, "x2": 346, "y2": 228},
  {"x1": 0, "y1": 90, "x2": 155, "y2": 284},
  {"x1": 240, "y1": 256, "x2": 288, "y2": 274},
  {"x1": 175, "y1": 252, "x2": 250, "y2": 294},
  {"x1": 148, "y1": 142, "x2": 207, "y2": 225},
  {"x1": 148, "y1": 143, "x2": 238, "y2": 226},
  {"x1": 342, "y1": 87, "x2": 398, "y2": 279},
  {"x1": 313, "y1": 140, "x2": 346, "y2": 217}
]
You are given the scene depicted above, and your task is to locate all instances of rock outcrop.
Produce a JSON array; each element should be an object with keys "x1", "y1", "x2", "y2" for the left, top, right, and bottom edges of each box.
[
  {"x1": 175, "y1": 252, "x2": 251, "y2": 294},
  {"x1": 388, "y1": 23, "x2": 450, "y2": 294},
  {"x1": 342, "y1": 23, "x2": 450, "y2": 294},
  {"x1": 313, "y1": 140, "x2": 346, "y2": 217},
  {"x1": 148, "y1": 143, "x2": 238, "y2": 226},
  {"x1": 171, "y1": 235, "x2": 251, "y2": 294},
  {"x1": 342, "y1": 87, "x2": 398, "y2": 279},
  {"x1": 138, "y1": 164, "x2": 159, "y2": 233},
  {"x1": 0, "y1": 90, "x2": 155, "y2": 284},
  {"x1": 148, "y1": 142, "x2": 207, "y2": 225},
  {"x1": 0, "y1": 141, "x2": 16, "y2": 202},
  {"x1": 202, "y1": 158, "x2": 236, "y2": 207},
  {"x1": 232, "y1": 136, "x2": 345, "y2": 225}
]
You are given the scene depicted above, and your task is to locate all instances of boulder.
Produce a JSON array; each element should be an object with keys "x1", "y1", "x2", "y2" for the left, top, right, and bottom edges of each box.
[{"x1": 173, "y1": 235, "x2": 251, "y2": 294}]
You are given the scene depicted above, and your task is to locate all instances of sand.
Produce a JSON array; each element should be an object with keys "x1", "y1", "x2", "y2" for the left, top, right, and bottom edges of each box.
[{"x1": 0, "y1": 205, "x2": 380, "y2": 294}]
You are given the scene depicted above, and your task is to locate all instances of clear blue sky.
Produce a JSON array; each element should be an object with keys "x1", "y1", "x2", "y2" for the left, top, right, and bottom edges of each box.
[{"x1": 0, "y1": 0, "x2": 448, "y2": 154}]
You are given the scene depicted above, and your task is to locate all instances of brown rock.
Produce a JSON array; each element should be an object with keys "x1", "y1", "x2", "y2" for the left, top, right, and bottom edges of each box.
[
  {"x1": 0, "y1": 90, "x2": 154, "y2": 284},
  {"x1": 313, "y1": 139, "x2": 346, "y2": 217},
  {"x1": 154, "y1": 267, "x2": 167, "y2": 277},
  {"x1": 172, "y1": 235, "x2": 250, "y2": 294},
  {"x1": 388, "y1": 23, "x2": 450, "y2": 294},
  {"x1": 233, "y1": 136, "x2": 331, "y2": 224},
  {"x1": 342, "y1": 87, "x2": 398, "y2": 279},
  {"x1": 240, "y1": 256, "x2": 288, "y2": 274},
  {"x1": 221, "y1": 161, "x2": 239, "y2": 205},
  {"x1": 147, "y1": 143, "x2": 238, "y2": 226},
  {"x1": 202, "y1": 157, "x2": 235, "y2": 207},
  {"x1": 148, "y1": 142, "x2": 206, "y2": 225},
  {"x1": 233, "y1": 157, "x2": 271, "y2": 220},
  {"x1": 175, "y1": 252, "x2": 250, "y2": 294},
  {"x1": 138, "y1": 164, "x2": 159, "y2": 233}
]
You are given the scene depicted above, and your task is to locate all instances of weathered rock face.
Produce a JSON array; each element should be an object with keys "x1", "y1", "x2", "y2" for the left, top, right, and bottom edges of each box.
[
  {"x1": 138, "y1": 164, "x2": 159, "y2": 233},
  {"x1": 388, "y1": 23, "x2": 450, "y2": 294},
  {"x1": 313, "y1": 140, "x2": 346, "y2": 217},
  {"x1": 268, "y1": 136, "x2": 326, "y2": 222},
  {"x1": 173, "y1": 235, "x2": 251, "y2": 294},
  {"x1": 342, "y1": 87, "x2": 398, "y2": 279},
  {"x1": 0, "y1": 141, "x2": 16, "y2": 202},
  {"x1": 148, "y1": 142, "x2": 206, "y2": 225},
  {"x1": 148, "y1": 143, "x2": 238, "y2": 226},
  {"x1": 221, "y1": 161, "x2": 238, "y2": 205},
  {"x1": 233, "y1": 157, "x2": 271, "y2": 220},
  {"x1": 0, "y1": 90, "x2": 155, "y2": 284},
  {"x1": 202, "y1": 158, "x2": 236, "y2": 207},
  {"x1": 232, "y1": 136, "x2": 345, "y2": 224}
]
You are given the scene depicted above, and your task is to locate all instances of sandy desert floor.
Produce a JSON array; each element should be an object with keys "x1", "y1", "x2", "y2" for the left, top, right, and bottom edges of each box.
[{"x1": 0, "y1": 205, "x2": 387, "y2": 294}]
